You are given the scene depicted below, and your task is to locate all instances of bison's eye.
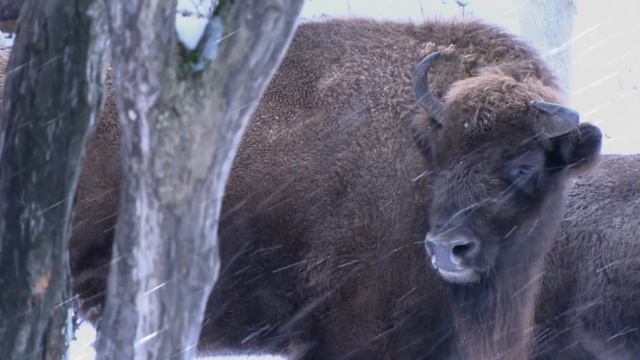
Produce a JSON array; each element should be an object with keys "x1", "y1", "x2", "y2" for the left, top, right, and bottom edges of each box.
[
  {"x1": 504, "y1": 150, "x2": 544, "y2": 195},
  {"x1": 510, "y1": 165, "x2": 535, "y2": 179},
  {"x1": 505, "y1": 164, "x2": 538, "y2": 188}
]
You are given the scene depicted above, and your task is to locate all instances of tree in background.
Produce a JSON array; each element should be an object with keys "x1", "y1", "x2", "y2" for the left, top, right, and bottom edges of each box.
[
  {"x1": 517, "y1": 0, "x2": 576, "y2": 96},
  {"x1": 96, "y1": 0, "x2": 302, "y2": 358}
]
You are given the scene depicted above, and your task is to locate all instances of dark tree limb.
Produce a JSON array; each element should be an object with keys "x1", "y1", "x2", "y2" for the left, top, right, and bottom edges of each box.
[
  {"x1": 95, "y1": 0, "x2": 303, "y2": 358},
  {"x1": 0, "y1": 0, "x2": 107, "y2": 358}
]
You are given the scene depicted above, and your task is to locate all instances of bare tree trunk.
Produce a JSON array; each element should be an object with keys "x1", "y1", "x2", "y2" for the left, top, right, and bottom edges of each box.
[
  {"x1": 517, "y1": 0, "x2": 575, "y2": 96},
  {"x1": 0, "y1": 0, "x2": 107, "y2": 358},
  {"x1": 95, "y1": 0, "x2": 303, "y2": 358}
]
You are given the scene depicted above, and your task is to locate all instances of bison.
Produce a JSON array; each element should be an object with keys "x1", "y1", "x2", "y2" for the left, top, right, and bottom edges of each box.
[
  {"x1": 0, "y1": 18, "x2": 604, "y2": 359},
  {"x1": 533, "y1": 154, "x2": 640, "y2": 360}
]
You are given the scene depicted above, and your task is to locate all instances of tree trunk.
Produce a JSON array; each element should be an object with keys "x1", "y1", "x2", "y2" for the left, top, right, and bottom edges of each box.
[
  {"x1": 517, "y1": 0, "x2": 575, "y2": 96},
  {"x1": 0, "y1": 0, "x2": 107, "y2": 358},
  {"x1": 95, "y1": 1, "x2": 303, "y2": 358}
]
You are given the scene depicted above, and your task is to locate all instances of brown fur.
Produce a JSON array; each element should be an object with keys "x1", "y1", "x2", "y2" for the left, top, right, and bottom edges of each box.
[
  {"x1": 444, "y1": 69, "x2": 562, "y2": 126},
  {"x1": 0, "y1": 19, "x2": 15, "y2": 33},
  {"x1": 0, "y1": 0, "x2": 19, "y2": 32},
  {"x1": 199, "y1": 19, "x2": 600, "y2": 359},
  {"x1": 534, "y1": 154, "x2": 640, "y2": 360},
  {"x1": 0, "y1": 20, "x2": 605, "y2": 359},
  {"x1": 67, "y1": 71, "x2": 120, "y2": 322}
]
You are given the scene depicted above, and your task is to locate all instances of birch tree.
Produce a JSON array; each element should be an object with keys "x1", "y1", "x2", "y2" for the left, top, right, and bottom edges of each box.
[{"x1": 95, "y1": 0, "x2": 303, "y2": 358}]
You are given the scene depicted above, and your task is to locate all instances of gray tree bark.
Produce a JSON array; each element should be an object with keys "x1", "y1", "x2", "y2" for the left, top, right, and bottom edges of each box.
[
  {"x1": 517, "y1": 0, "x2": 576, "y2": 97},
  {"x1": 95, "y1": 0, "x2": 303, "y2": 359},
  {"x1": 0, "y1": 0, "x2": 107, "y2": 358}
]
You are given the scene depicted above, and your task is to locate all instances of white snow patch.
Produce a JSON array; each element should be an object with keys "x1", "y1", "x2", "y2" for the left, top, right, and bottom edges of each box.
[
  {"x1": 176, "y1": 15, "x2": 208, "y2": 51},
  {"x1": 70, "y1": 323, "x2": 285, "y2": 359},
  {"x1": 0, "y1": 31, "x2": 14, "y2": 49},
  {"x1": 70, "y1": 323, "x2": 96, "y2": 360}
]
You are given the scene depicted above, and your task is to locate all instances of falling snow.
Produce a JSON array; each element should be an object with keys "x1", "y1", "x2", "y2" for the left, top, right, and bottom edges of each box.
[{"x1": 63, "y1": 0, "x2": 640, "y2": 359}]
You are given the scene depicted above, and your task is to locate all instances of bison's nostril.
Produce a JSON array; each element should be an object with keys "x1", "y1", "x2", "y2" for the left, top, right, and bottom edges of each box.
[
  {"x1": 428, "y1": 237, "x2": 479, "y2": 269},
  {"x1": 451, "y1": 241, "x2": 477, "y2": 263}
]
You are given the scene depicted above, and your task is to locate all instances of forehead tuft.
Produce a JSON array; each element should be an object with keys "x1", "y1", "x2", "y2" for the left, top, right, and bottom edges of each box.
[{"x1": 443, "y1": 67, "x2": 563, "y2": 132}]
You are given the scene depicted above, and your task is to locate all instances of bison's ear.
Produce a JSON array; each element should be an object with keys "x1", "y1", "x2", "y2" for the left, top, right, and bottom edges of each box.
[
  {"x1": 410, "y1": 113, "x2": 439, "y2": 160},
  {"x1": 547, "y1": 123, "x2": 602, "y2": 174}
]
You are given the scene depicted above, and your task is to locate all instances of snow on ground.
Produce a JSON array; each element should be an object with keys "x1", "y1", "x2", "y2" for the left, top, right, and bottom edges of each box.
[
  {"x1": 0, "y1": 31, "x2": 14, "y2": 49},
  {"x1": 67, "y1": 0, "x2": 640, "y2": 359},
  {"x1": 69, "y1": 323, "x2": 285, "y2": 360}
]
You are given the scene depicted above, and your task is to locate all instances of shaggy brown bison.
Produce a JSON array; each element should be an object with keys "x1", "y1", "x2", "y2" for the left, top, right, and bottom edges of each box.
[
  {"x1": 1, "y1": 19, "x2": 603, "y2": 359},
  {"x1": 533, "y1": 154, "x2": 640, "y2": 360}
]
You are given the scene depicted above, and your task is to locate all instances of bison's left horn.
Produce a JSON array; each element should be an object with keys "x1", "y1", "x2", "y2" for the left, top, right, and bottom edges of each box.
[
  {"x1": 413, "y1": 51, "x2": 446, "y2": 125},
  {"x1": 531, "y1": 100, "x2": 580, "y2": 137}
]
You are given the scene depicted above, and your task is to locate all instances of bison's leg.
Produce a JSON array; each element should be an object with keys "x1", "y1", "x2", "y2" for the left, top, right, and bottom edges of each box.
[
  {"x1": 196, "y1": 210, "x2": 314, "y2": 356},
  {"x1": 69, "y1": 205, "x2": 118, "y2": 324}
]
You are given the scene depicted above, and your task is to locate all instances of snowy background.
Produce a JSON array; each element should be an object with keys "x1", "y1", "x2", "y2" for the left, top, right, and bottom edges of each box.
[{"x1": 65, "y1": 0, "x2": 640, "y2": 359}]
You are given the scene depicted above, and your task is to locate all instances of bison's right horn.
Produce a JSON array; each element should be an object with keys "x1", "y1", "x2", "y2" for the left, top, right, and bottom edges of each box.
[
  {"x1": 531, "y1": 100, "x2": 580, "y2": 137},
  {"x1": 413, "y1": 51, "x2": 446, "y2": 125}
]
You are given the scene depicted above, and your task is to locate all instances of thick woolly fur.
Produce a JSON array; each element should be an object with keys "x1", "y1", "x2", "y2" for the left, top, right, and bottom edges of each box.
[
  {"x1": 0, "y1": 19, "x2": 619, "y2": 359},
  {"x1": 444, "y1": 67, "x2": 562, "y2": 131},
  {"x1": 203, "y1": 19, "x2": 596, "y2": 359},
  {"x1": 534, "y1": 155, "x2": 640, "y2": 360}
]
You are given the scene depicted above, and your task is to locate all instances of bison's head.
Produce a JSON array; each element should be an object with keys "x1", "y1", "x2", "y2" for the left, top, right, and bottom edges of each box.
[{"x1": 414, "y1": 52, "x2": 602, "y2": 284}]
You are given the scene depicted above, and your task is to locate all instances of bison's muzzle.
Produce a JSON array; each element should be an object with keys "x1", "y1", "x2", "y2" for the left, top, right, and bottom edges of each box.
[{"x1": 426, "y1": 235, "x2": 481, "y2": 283}]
